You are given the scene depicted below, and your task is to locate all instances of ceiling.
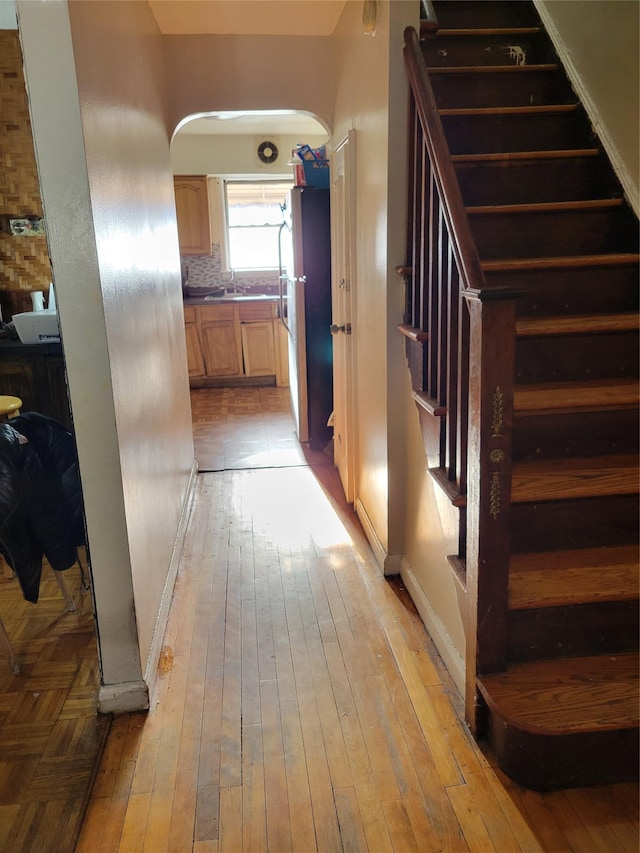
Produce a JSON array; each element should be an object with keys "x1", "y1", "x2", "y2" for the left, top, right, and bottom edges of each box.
[
  {"x1": 148, "y1": 0, "x2": 348, "y2": 36},
  {"x1": 160, "y1": 1, "x2": 340, "y2": 139}
]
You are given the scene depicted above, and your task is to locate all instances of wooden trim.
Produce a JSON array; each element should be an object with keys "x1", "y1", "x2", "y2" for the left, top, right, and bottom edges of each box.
[
  {"x1": 398, "y1": 323, "x2": 429, "y2": 343},
  {"x1": 412, "y1": 389, "x2": 446, "y2": 417}
]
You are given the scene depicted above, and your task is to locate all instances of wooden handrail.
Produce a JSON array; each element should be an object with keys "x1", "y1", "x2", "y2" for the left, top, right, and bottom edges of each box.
[
  {"x1": 401, "y1": 24, "x2": 522, "y2": 726},
  {"x1": 403, "y1": 26, "x2": 485, "y2": 298},
  {"x1": 403, "y1": 27, "x2": 525, "y2": 304}
]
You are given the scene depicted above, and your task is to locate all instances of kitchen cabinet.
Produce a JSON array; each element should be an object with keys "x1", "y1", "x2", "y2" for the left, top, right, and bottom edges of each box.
[
  {"x1": 183, "y1": 305, "x2": 205, "y2": 378},
  {"x1": 201, "y1": 318, "x2": 243, "y2": 377},
  {"x1": 174, "y1": 175, "x2": 211, "y2": 255},
  {"x1": 184, "y1": 299, "x2": 287, "y2": 387},
  {"x1": 241, "y1": 321, "x2": 275, "y2": 377}
]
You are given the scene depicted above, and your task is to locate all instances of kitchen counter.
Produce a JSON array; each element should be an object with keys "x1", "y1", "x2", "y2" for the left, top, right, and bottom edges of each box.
[
  {"x1": 0, "y1": 337, "x2": 63, "y2": 357},
  {"x1": 184, "y1": 293, "x2": 279, "y2": 306}
]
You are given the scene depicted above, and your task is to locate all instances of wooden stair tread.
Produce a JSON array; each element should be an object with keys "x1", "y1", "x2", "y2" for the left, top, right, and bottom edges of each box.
[
  {"x1": 467, "y1": 198, "x2": 623, "y2": 215},
  {"x1": 483, "y1": 253, "x2": 640, "y2": 271},
  {"x1": 452, "y1": 148, "x2": 600, "y2": 163},
  {"x1": 436, "y1": 27, "x2": 543, "y2": 37},
  {"x1": 439, "y1": 104, "x2": 578, "y2": 116},
  {"x1": 478, "y1": 653, "x2": 639, "y2": 734},
  {"x1": 511, "y1": 454, "x2": 639, "y2": 502},
  {"x1": 516, "y1": 313, "x2": 640, "y2": 337},
  {"x1": 509, "y1": 545, "x2": 640, "y2": 609},
  {"x1": 428, "y1": 64, "x2": 558, "y2": 74},
  {"x1": 514, "y1": 378, "x2": 639, "y2": 413}
]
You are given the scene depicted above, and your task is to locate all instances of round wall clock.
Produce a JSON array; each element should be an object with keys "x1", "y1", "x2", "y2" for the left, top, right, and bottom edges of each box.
[{"x1": 362, "y1": 0, "x2": 378, "y2": 36}]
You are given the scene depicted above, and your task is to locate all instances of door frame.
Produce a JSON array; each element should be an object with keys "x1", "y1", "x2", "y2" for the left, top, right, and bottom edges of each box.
[{"x1": 330, "y1": 130, "x2": 358, "y2": 503}]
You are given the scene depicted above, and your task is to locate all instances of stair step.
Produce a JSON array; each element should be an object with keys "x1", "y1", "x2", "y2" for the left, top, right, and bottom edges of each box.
[
  {"x1": 509, "y1": 545, "x2": 640, "y2": 609},
  {"x1": 483, "y1": 255, "x2": 639, "y2": 317},
  {"x1": 477, "y1": 652, "x2": 639, "y2": 789},
  {"x1": 441, "y1": 106, "x2": 594, "y2": 155},
  {"x1": 511, "y1": 454, "x2": 639, "y2": 503},
  {"x1": 437, "y1": 28, "x2": 542, "y2": 37},
  {"x1": 516, "y1": 313, "x2": 640, "y2": 337},
  {"x1": 423, "y1": 30, "x2": 552, "y2": 69},
  {"x1": 430, "y1": 64, "x2": 558, "y2": 73},
  {"x1": 512, "y1": 405, "x2": 639, "y2": 462},
  {"x1": 453, "y1": 149, "x2": 620, "y2": 206},
  {"x1": 479, "y1": 652, "x2": 639, "y2": 734},
  {"x1": 468, "y1": 200, "x2": 638, "y2": 259},
  {"x1": 510, "y1": 493, "x2": 639, "y2": 553},
  {"x1": 482, "y1": 252, "x2": 640, "y2": 272},
  {"x1": 431, "y1": 66, "x2": 578, "y2": 110},
  {"x1": 440, "y1": 104, "x2": 578, "y2": 116},
  {"x1": 467, "y1": 197, "x2": 623, "y2": 214},
  {"x1": 433, "y1": 1, "x2": 541, "y2": 30},
  {"x1": 514, "y1": 378, "x2": 639, "y2": 414}
]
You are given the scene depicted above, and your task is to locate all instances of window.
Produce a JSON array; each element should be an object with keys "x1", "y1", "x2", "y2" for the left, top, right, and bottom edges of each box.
[{"x1": 225, "y1": 181, "x2": 292, "y2": 270}]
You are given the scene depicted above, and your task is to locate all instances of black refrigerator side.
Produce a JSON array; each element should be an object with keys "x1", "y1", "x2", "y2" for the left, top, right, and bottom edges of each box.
[{"x1": 299, "y1": 188, "x2": 333, "y2": 451}]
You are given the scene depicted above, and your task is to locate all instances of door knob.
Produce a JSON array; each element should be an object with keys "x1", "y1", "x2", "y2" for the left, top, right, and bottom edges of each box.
[{"x1": 330, "y1": 323, "x2": 352, "y2": 335}]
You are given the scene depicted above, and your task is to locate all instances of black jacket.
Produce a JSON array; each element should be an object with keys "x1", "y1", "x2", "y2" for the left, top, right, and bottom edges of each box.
[{"x1": 0, "y1": 413, "x2": 84, "y2": 603}]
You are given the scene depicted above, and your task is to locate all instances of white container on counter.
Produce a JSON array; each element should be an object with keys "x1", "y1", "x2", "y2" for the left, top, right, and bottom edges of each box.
[{"x1": 12, "y1": 310, "x2": 60, "y2": 344}]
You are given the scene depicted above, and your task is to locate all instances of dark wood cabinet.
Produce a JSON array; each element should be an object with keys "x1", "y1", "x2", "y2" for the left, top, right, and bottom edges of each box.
[{"x1": 0, "y1": 342, "x2": 72, "y2": 430}]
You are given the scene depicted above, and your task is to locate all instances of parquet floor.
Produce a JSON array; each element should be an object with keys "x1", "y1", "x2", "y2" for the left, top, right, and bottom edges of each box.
[
  {"x1": 0, "y1": 555, "x2": 108, "y2": 853},
  {"x1": 74, "y1": 387, "x2": 639, "y2": 852}
]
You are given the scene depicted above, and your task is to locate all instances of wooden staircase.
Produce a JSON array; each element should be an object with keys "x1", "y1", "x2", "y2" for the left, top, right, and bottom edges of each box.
[{"x1": 401, "y1": 0, "x2": 639, "y2": 789}]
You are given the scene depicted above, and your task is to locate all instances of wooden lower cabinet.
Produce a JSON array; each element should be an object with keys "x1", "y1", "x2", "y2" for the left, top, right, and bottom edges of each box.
[
  {"x1": 241, "y1": 321, "x2": 275, "y2": 376},
  {"x1": 201, "y1": 320, "x2": 243, "y2": 377},
  {"x1": 186, "y1": 300, "x2": 287, "y2": 387},
  {"x1": 184, "y1": 305, "x2": 205, "y2": 378}
]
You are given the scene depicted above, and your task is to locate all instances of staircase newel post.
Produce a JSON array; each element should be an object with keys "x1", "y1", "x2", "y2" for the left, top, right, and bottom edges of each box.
[{"x1": 463, "y1": 291, "x2": 517, "y2": 731}]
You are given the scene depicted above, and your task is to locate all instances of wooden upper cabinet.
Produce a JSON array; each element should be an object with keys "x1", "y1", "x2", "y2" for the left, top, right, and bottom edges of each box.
[{"x1": 174, "y1": 175, "x2": 211, "y2": 255}]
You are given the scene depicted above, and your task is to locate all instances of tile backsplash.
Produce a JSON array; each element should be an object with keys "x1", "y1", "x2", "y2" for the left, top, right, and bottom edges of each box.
[{"x1": 182, "y1": 244, "x2": 279, "y2": 295}]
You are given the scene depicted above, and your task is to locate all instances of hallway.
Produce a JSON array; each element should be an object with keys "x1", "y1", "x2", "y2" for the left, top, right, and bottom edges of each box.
[{"x1": 75, "y1": 387, "x2": 638, "y2": 852}]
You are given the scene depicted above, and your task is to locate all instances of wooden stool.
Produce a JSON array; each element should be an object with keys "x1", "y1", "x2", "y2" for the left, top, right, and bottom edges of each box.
[{"x1": 0, "y1": 396, "x2": 22, "y2": 421}]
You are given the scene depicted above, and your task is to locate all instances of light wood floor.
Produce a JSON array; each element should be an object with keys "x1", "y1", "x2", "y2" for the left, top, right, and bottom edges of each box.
[{"x1": 74, "y1": 386, "x2": 638, "y2": 852}]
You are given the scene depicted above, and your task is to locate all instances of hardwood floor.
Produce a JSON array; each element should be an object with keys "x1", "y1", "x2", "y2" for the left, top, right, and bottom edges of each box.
[
  {"x1": 0, "y1": 555, "x2": 108, "y2": 853},
  {"x1": 75, "y1": 387, "x2": 638, "y2": 851},
  {"x1": 2, "y1": 388, "x2": 635, "y2": 851}
]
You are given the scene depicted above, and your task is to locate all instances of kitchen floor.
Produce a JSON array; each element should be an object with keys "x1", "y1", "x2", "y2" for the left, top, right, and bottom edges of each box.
[{"x1": 190, "y1": 386, "x2": 333, "y2": 472}]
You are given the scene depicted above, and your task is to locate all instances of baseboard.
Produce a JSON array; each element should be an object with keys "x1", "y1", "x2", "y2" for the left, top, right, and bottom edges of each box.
[
  {"x1": 144, "y1": 459, "x2": 198, "y2": 703},
  {"x1": 400, "y1": 558, "x2": 465, "y2": 697},
  {"x1": 98, "y1": 680, "x2": 149, "y2": 714},
  {"x1": 355, "y1": 496, "x2": 385, "y2": 572}
]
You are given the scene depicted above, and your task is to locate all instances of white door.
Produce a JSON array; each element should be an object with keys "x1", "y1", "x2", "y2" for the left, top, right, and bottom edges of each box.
[{"x1": 330, "y1": 131, "x2": 357, "y2": 502}]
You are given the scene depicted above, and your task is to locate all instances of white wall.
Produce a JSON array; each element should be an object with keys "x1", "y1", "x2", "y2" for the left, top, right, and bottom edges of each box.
[
  {"x1": 330, "y1": 0, "x2": 415, "y2": 569},
  {"x1": 18, "y1": 0, "x2": 195, "y2": 711},
  {"x1": 162, "y1": 34, "x2": 335, "y2": 135},
  {"x1": 170, "y1": 132, "x2": 328, "y2": 176},
  {"x1": 536, "y1": 0, "x2": 639, "y2": 214}
]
